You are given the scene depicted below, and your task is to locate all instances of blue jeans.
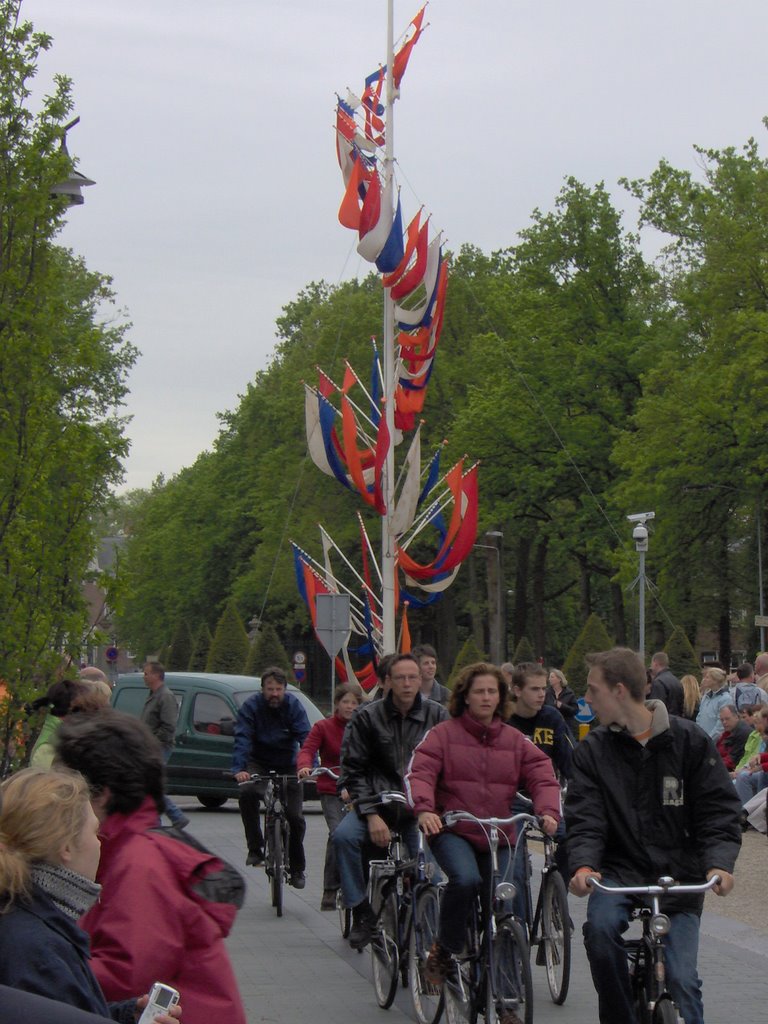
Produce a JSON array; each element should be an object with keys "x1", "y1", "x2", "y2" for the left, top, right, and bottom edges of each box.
[
  {"x1": 584, "y1": 883, "x2": 703, "y2": 1024},
  {"x1": 333, "y1": 812, "x2": 421, "y2": 908},
  {"x1": 430, "y1": 831, "x2": 515, "y2": 953},
  {"x1": 162, "y1": 748, "x2": 186, "y2": 826},
  {"x1": 733, "y1": 770, "x2": 768, "y2": 805}
]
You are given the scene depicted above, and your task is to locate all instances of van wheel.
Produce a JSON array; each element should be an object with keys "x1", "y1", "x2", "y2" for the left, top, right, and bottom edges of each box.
[{"x1": 197, "y1": 795, "x2": 228, "y2": 809}]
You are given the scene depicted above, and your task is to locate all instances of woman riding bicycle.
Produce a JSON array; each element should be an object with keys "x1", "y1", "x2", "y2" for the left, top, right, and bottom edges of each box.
[{"x1": 406, "y1": 663, "x2": 560, "y2": 1005}]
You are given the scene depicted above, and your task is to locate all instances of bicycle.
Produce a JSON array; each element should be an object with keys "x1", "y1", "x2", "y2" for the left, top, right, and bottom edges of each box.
[
  {"x1": 237, "y1": 772, "x2": 296, "y2": 917},
  {"x1": 441, "y1": 810, "x2": 536, "y2": 1024},
  {"x1": 366, "y1": 791, "x2": 444, "y2": 1024},
  {"x1": 513, "y1": 814, "x2": 571, "y2": 1004},
  {"x1": 589, "y1": 874, "x2": 720, "y2": 1024}
]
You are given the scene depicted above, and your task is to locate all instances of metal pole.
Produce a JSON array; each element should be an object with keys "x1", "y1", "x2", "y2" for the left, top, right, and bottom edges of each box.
[
  {"x1": 758, "y1": 498, "x2": 766, "y2": 652},
  {"x1": 638, "y1": 547, "x2": 646, "y2": 663},
  {"x1": 380, "y1": 0, "x2": 397, "y2": 654}
]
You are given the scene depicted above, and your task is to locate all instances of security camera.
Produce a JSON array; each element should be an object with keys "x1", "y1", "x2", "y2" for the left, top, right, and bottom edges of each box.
[
  {"x1": 633, "y1": 523, "x2": 649, "y2": 551},
  {"x1": 626, "y1": 511, "x2": 656, "y2": 524}
]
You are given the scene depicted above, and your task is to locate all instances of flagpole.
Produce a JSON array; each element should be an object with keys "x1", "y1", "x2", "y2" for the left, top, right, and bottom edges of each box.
[{"x1": 381, "y1": 0, "x2": 397, "y2": 654}]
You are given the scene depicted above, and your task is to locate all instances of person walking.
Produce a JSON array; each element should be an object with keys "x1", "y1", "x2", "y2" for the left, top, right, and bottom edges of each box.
[{"x1": 140, "y1": 661, "x2": 188, "y2": 829}]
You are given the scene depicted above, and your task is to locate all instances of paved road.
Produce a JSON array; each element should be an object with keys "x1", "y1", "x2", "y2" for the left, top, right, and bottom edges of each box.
[{"x1": 175, "y1": 799, "x2": 765, "y2": 1024}]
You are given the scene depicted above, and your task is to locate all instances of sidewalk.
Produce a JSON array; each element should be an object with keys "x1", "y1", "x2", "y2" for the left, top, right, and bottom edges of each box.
[{"x1": 184, "y1": 800, "x2": 766, "y2": 1023}]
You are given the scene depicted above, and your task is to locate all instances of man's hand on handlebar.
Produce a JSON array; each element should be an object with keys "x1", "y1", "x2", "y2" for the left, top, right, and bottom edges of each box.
[
  {"x1": 418, "y1": 811, "x2": 443, "y2": 836},
  {"x1": 707, "y1": 868, "x2": 733, "y2": 896},
  {"x1": 297, "y1": 767, "x2": 312, "y2": 780},
  {"x1": 569, "y1": 867, "x2": 602, "y2": 897},
  {"x1": 234, "y1": 771, "x2": 251, "y2": 784},
  {"x1": 367, "y1": 812, "x2": 391, "y2": 847}
]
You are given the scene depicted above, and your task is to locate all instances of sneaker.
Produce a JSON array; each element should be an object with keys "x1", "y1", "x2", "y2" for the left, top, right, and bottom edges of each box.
[
  {"x1": 424, "y1": 941, "x2": 453, "y2": 986},
  {"x1": 290, "y1": 871, "x2": 306, "y2": 889},
  {"x1": 246, "y1": 850, "x2": 264, "y2": 866},
  {"x1": 171, "y1": 814, "x2": 190, "y2": 830},
  {"x1": 349, "y1": 900, "x2": 377, "y2": 949},
  {"x1": 321, "y1": 888, "x2": 338, "y2": 911}
]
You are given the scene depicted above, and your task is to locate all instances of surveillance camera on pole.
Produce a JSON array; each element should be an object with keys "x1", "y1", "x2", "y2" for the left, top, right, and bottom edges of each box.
[{"x1": 627, "y1": 511, "x2": 655, "y2": 661}]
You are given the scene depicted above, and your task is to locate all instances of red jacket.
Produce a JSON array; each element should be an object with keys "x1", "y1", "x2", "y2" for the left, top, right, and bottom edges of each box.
[
  {"x1": 80, "y1": 797, "x2": 246, "y2": 1024},
  {"x1": 406, "y1": 712, "x2": 561, "y2": 851},
  {"x1": 296, "y1": 713, "x2": 347, "y2": 794}
]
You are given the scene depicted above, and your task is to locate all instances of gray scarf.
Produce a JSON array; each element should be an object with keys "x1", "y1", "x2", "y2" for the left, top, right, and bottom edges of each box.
[{"x1": 31, "y1": 861, "x2": 101, "y2": 920}]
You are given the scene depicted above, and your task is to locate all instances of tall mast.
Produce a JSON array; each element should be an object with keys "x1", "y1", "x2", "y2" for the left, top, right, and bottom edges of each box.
[{"x1": 381, "y1": 0, "x2": 397, "y2": 653}]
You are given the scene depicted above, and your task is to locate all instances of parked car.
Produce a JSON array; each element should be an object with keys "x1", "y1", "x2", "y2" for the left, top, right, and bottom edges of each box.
[{"x1": 111, "y1": 672, "x2": 325, "y2": 808}]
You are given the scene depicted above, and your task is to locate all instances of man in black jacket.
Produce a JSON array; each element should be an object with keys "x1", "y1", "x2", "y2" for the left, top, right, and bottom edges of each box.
[
  {"x1": 334, "y1": 653, "x2": 448, "y2": 948},
  {"x1": 648, "y1": 651, "x2": 684, "y2": 717},
  {"x1": 566, "y1": 647, "x2": 741, "y2": 1024}
]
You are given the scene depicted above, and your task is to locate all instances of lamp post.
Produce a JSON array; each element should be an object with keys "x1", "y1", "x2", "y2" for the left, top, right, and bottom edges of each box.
[
  {"x1": 474, "y1": 530, "x2": 505, "y2": 665},
  {"x1": 49, "y1": 117, "x2": 95, "y2": 207},
  {"x1": 628, "y1": 511, "x2": 655, "y2": 662}
]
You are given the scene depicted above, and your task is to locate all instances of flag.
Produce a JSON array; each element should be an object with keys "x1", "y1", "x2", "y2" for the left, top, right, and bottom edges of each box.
[
  {"x1": 393, "y1": 6, "x2": 427, "y2": 89},
  {"x1": 399, "y1": 603, "x2": 412, "y2": 653}
]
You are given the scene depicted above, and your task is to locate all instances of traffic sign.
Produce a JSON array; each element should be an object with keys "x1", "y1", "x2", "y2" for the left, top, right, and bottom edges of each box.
[
  {"x1": 105, "y1": 646, "x2": 119, "y2": 663},
  {"x1": 316, "y1": 594, "x2": 351, "y2": 658},
  {"x1": 574, "y1": 697, "x2": 595, "y2": 723},
  {"x1": 755, "y1": 615, "x2": 768, "y2": 628}
]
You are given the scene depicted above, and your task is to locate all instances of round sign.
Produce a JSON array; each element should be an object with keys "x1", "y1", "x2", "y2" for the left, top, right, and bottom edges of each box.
[
  {"x1": 105, "y1": 646, "x2": 119, "y2": 663},
  {"x1": 293, "y1": 652, "x2": 306, "y2": 666},
  {"x1": 574, "y1": 697, "x2": 595, "y2": 723},
  {"x1": 294, "y1": 667, "x2": 306, "y2": 684}
]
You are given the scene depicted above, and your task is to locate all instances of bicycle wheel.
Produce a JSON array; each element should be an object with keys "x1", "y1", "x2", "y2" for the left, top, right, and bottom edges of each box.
[
  {"x1": 270, "y1": 816, "x2": 283, "y2": 917},
  {"x1": 337, "y1": 890, "x2": 351, "y2": 939},
  {"x1": 540, "y1": 871, "x2": 571, "y2": 1004},
  {"x1": 489, "y1": 919, "x2": 533, "y2": 1024},
  {"x1": 628, "y1": 942, "x2": 653, "y2": 1024},
  {"x1": 652, "y1": 996, "x2": 683, "y2": 1024},
  {"x1": 409, "y1": 887, "x2": 444, "y2": 1024},
  {"x1": 371, "y1": 889, "x2": 399, "y2": 1008}
]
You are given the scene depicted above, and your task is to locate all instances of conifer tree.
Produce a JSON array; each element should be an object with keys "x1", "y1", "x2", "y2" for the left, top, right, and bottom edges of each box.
[
  {"x1": 206, "y1": 600, "x2": 250, "y2": 674},
  {"x1": 188, "y1": 624, "x2": 212, "y2": 671},
  {"x1": 447, "y1": 636, "x2": 488, "y2": 687},
  {"x1": 562, "y1": 614, "x2": 614, "y2": 696},
  {"x1": 166, "y1": 620, "x2": 193, "y2": 671},
  {"x1": 663, "y1": 626, "x2": 701, "y2": 679}
]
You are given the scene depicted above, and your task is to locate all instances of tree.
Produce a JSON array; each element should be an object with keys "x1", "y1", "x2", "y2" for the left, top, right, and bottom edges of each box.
[
  {"x1": 512, "y1": 636, "x2": 536, "y2": 665},
  {"x1": 206, "y1": 600, "x2": 249, "y2": 674},
  {"x1": 562, "y1": 614, "x2": 614, "y2": 695},
  {"x1": 0, "y1": 3, "x2": 136, "y2": 767},
  {"x1": 244, "y1": 622, "x2": 293, "y2": 679},
  {"x1": 447, "y1": 636, "x2": 488, "y2": 687},
  {"x1": 166, "y1": 620, "x2": 193, "y2": 671},
  {"x1": 188, "y1": 623, "x2": 212, "y2": 671},
  {"x1": 664, "y1": 626, "x2": 701, "y2": 679}
]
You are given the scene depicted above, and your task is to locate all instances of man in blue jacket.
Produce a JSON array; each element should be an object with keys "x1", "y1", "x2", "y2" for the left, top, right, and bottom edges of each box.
[{"x1": 232, "y1": 666, "x2": 310, "y2": 886}]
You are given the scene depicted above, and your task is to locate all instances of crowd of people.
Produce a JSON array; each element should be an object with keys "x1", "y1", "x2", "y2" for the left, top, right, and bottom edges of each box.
[{"x1": 0, "y1": 642, "x2": 754, "y2": 1024}]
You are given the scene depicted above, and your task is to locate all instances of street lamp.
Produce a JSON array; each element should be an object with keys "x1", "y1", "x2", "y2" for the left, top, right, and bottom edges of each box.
[
  {"x1": 49, "y1": 117, "x2": 95, "y2": 207},
  {"x1": 474, "y1": 530, "x2": 505, "y2": 665},
  {"x1": 627, "y1": 511, "x2": 655, "y2": 661}
]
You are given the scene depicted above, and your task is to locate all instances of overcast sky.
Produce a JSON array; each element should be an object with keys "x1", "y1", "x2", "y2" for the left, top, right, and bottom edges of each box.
[{"x1": 24, "y1": 0, "x2": 768, "y2": 493}]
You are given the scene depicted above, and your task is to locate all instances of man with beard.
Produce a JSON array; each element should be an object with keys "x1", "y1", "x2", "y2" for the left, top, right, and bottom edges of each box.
[{"x1": 232, "y1": 666, "x2": 310, "y2": 886}]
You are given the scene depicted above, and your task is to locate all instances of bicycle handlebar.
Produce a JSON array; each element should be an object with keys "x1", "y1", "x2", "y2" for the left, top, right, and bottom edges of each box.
[
  {"x1": 588, "y1": 875, "x2": 721, "y2": 896},
  {"x1": 308, "y1": 766, "x2": 340, "y2": 780},
  {"x1": 442, "y1": 810, "x2": 538, "y2": 829}
]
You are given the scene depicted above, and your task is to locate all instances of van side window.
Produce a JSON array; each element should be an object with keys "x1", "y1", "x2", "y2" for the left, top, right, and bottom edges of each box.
[{"x1": 192, "y1": 693, "x2": 235, "y2": 736}]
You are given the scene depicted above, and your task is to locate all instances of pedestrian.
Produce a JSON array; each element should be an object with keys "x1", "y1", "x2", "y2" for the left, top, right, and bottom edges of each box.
[
  {"x1": 56, "y1": 709, "x2": 247, "y2": 1024},
  {"x1": 140, "y1": 661, "x2": 188, "y2": 829},
  {"x1": 0, "y1": 767, "x2": 181, "y2": 1023},
  {"x1": 544, "y1": 667, "x2": 579, "y2": 739},
  {"x1": 297, "y1": 683, "x2": 361, "y2": 910}
]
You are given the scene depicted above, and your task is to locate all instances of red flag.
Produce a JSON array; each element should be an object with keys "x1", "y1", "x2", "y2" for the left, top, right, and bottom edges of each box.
[
  {"x1": 358, "y1": 171, "x2": 381, "y2": 241},
  {"x1": 393, "y1": 7, "x2": 426, "y2": 90},
  {"x1": 338, "y1": 157, "x2": 370, "y2": 230},
  {"x1": 399, "y1": 603, "x2": 412, "y2": 653}
]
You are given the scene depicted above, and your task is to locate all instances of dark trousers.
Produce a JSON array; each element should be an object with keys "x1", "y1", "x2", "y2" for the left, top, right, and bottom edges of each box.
[
  {"x1": 319, "y1": 793, "x2": 346, "y2": 890},
  {"x1": 239, "y1": 763, "x2": 306, "y2": 873}
]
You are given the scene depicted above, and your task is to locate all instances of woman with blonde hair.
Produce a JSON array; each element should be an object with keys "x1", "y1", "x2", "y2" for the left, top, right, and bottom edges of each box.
[
  {"x1": 0, "y1": 768, "x2": 179, "y2": 1023},
  {"x1": 696, "y1": 666, "x2": 732, "y2": 738},
  {"x1": 680, "y1": 674, "x2": 701, "y2": 721}
]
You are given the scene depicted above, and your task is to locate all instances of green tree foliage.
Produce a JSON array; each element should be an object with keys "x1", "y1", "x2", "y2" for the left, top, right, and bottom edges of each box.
[
  {"x1": 0, "y1": 3, "x2": 135, "y2": 766},
  {"x1": 512, "y1": 636, "x2": 536, "y2": 664},
  {"x1": 206, "y1": 600, "x2": 249, "y2": 674},
  {"x1": 188, "y1": 623, "x2": 212, "y2": 671},
  {"x1": 562, "y1": 613, "x2": 614, "y2": 695},
  {"x1": 244, "y1": 622, "x2": 293, "y2": 679},
  {"x1": 663, "y1": 626, "x2": 701, "y2": 679},
  {"x1": 166, "y1": 620, "x2": 193, "y2": 671},
  {"x1": 447, "y1": 636, "x2": 488, "y2": 687}
]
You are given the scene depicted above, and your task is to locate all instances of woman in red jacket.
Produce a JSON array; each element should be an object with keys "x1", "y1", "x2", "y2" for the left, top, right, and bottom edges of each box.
[
  {"x1": 297, "y1": 683, "x2": 362, "y2": 909},
  {"x1": 406, "y1": 662, "x2": 560, "y2": 996}
]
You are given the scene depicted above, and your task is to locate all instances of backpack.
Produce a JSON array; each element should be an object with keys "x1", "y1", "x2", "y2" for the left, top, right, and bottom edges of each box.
[
  {"x1": 733, "y1": 683, "x2": 766, "y2": 710},
  {"x1": 149, "y1": 825, "x2": 246, "y2": 909}
]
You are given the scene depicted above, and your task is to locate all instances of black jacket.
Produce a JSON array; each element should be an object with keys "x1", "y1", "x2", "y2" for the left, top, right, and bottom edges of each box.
[
  {"x1": 649, "y1": 668, "x2": 684, "y2": 717},
  {"x1": 0, "y1": 987, "x2": 113, "y2": 1023},
  {"x1": 565, "y1": 701, "x2": 741, "y2": 911},
  {"x1": 0, "y1": 886, "x2": 135, "y2": 1022},
  {"x1": 340, "y1": 691, "x2": 448, "y2": 820}
]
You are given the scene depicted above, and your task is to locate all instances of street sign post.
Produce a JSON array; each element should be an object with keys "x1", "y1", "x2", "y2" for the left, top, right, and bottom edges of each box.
[{"x1": 316, "y1": 594, "x2": 351, "y2": 705}]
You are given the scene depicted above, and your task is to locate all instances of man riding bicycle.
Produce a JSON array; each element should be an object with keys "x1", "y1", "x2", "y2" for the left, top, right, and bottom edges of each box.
[{"x1": 565, "y1": 647, "x2": 742, "y2": 1024}]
